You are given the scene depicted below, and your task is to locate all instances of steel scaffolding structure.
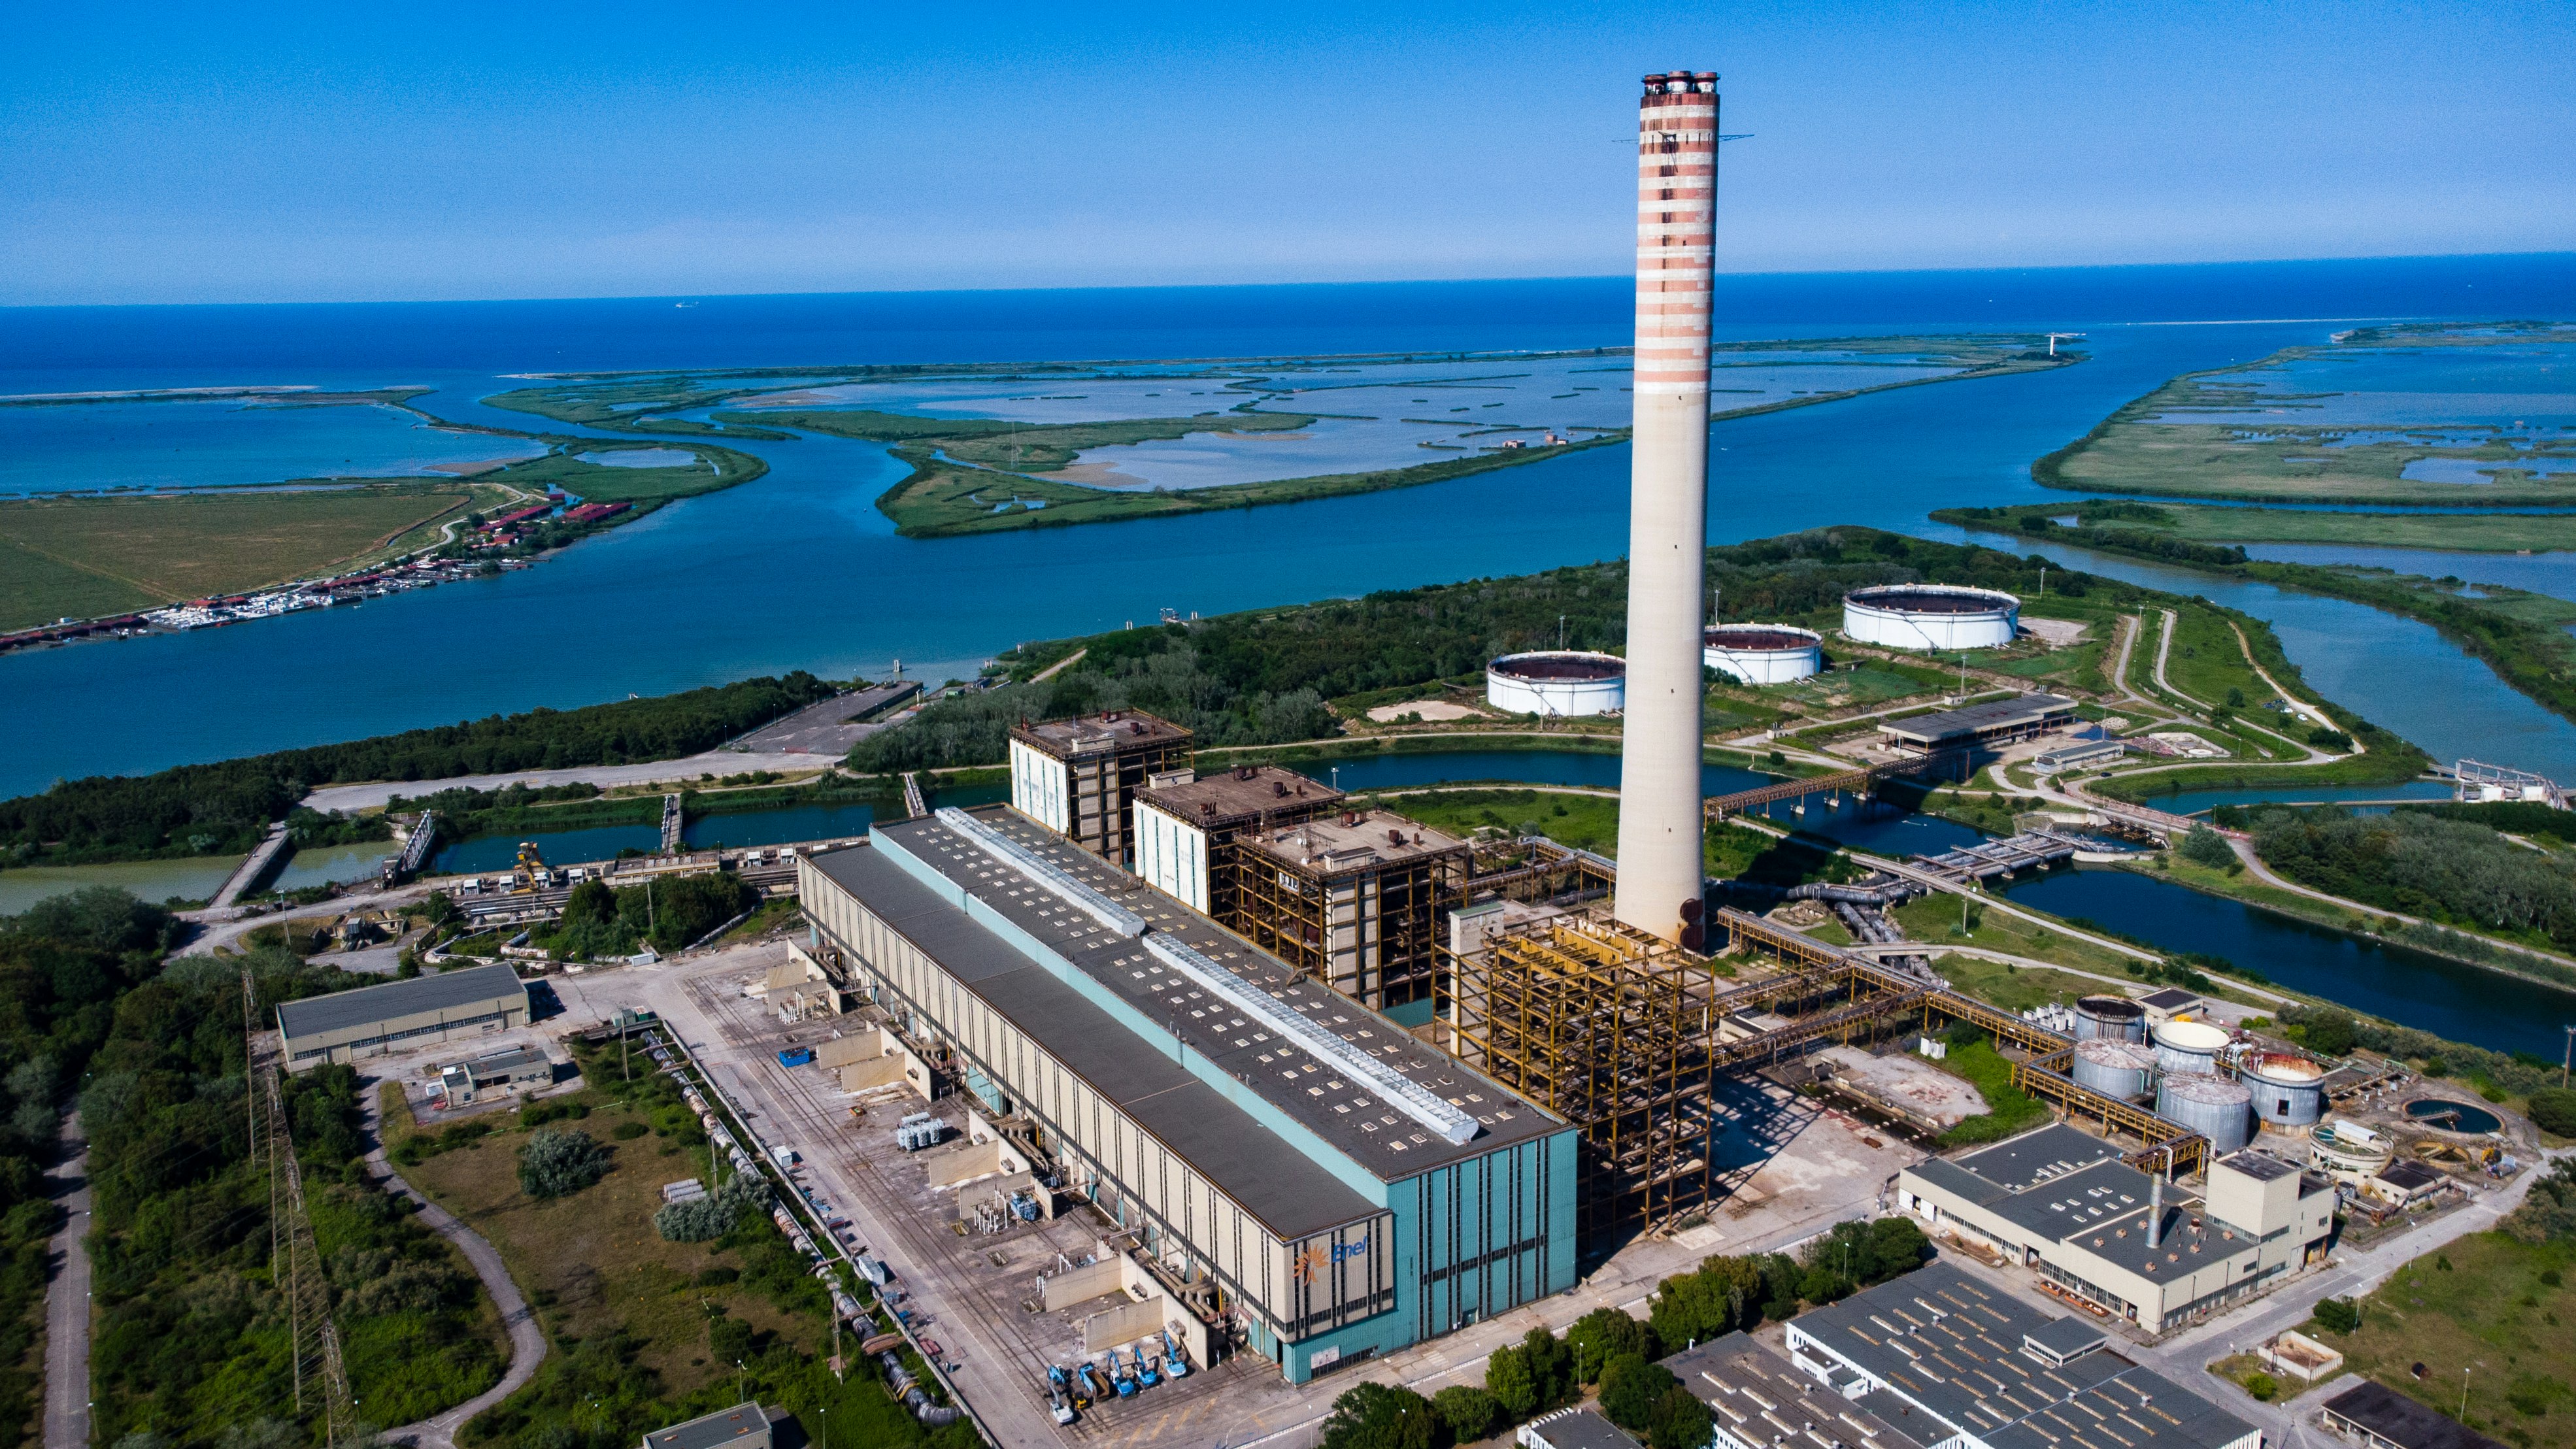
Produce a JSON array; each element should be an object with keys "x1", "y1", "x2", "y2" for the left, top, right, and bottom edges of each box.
[
  {"x1": 243, "y1": 966, "x2": 359, "y2": 1448},
  {"x1": 1448, "y1": 916, "x2": 1730, "y2": 1241}
]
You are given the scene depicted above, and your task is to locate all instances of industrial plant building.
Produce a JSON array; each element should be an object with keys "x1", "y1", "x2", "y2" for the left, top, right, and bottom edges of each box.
[
  {"x1": 1784, "y1": 1263, "x2": 2260, "y2": 1449},
  {"x1": 1891, "y1": 1125, "x2": 2335, "y2": 1331},
  {"x1": 275, "y1": 962, "x2": 530, "y2": 1069},
  {"x1": 1878, "y1": 693, "x2": 2077, "y2": 755},
  {"x1": 795, "y1": 807, "x2": 1578, "y2": 1382},
  {"x1": 1131, "y1": 765, "x2": 1343, "y2": 918},
  {"x1": 1667, "y1": 1332, "x2": 1927, "y2": 1449},
  {"x1": 1843, "y1": 584, "x2": 2022, "y2": 651},
  {"x1": 1007, "y1": 709, "x2": 1193, "y2": 863},
  {"x1": 1130, "y1": 767, "x2": 1466, "y2": 1010}
]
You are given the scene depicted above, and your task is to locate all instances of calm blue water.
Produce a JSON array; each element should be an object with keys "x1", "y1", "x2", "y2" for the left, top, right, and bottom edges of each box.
[
  {"x1": 5, "y1": 257, "x2": 2575, "y2": 797},
  {"x1": 1996, "y1": 867, "x2": 2570, "y2": 1058},
  {"x1": 0, "y1": 398, "x2": 545, "y2": 495},
  {"x1": 2245, "y1": 544, "x2": 2576, "y2": 601}
]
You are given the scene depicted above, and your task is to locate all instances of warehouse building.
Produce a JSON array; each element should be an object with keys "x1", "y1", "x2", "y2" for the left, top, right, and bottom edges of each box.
[
  {"x1": 1007, "y1": 709, "x2": 1193, "y2": 863},
  {"x1": 1879, "y1": 694, "x2": 2077, "y2": 756},
  {"x1": 1890, "y1": 1124, "x2": 2335, "y2": 1331},
  {"x1": 1131, "y1": 765, "x2": 1344, "y2": 919},
  {"x1": 796, "y1": 807, "x2": 1578, "y2": 1382},
  {"x1": 1784, "y1": 1263, "x2": 2260, "y2": 1449},
  {"x1": 276, "y1": 963, "x2": 530, "y2": 1069},
  {"x1": 1665, "y1": 1332, "x2": 1926, "y2": 1449}
]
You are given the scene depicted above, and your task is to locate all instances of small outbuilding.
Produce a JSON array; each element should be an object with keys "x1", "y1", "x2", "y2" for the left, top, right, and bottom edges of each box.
[{"x1": 2320, "y1": 1380, "x2": 2505, "y2": 1449}]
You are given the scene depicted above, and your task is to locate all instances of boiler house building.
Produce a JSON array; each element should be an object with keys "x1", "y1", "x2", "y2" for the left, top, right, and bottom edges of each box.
[
  {"x1": 796, "y1": 805, "x2": 1578, "y2": 1382},
  {"x1": 1007, "y1": 709, "x2": 1194, "y2": 863}
]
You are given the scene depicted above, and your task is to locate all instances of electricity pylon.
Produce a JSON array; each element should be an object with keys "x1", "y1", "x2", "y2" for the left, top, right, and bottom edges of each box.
[{"x1": 244, "y1": 966, "x2": 360, "y2": 1446}]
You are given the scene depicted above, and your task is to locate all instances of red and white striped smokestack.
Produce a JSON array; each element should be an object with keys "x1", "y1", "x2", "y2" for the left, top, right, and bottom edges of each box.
[{"x1": 1612, "y1": 69, "x2": 1719, "y2": 946}]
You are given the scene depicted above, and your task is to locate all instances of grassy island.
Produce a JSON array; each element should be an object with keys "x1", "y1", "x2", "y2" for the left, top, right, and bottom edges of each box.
[
  {"x1": 867, "y1": 432, "x2": 1630, "y2": 537},
  {"x1": 2033, "y1": 323, "x2": 2576, "y2": 507}
]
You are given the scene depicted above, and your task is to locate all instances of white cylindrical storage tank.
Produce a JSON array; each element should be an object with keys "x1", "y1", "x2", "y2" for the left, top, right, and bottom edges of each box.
[
  {"x1": 2157, "y1": 1071, "x2": 2253, "y2": 1154},
  {"x1": 2242, "y1": 1052, "x2": 2328, "y2": 1127},
  {"x1": 2150, "y1": 1018, "x2": 2230, "y2": 1077},
  {"x1": 2073, "y1": 995, "x2": 2147, "y2": 1042},
  {"x1": 2069, "y1": 1039, "x2": 2158, "y2": 1100},
  {"x1": 2307, "y1": 1120, "x2": 2394, "y2": 1184},
  {"x1": 1486, "y1": 652, "x2": 1625, "y2": 718},
  {"x1": 1842, "y1": 584, "x2": 2020, "y2": 651},
  {"x1": 1703, "y1": 624, "x2": 1823, "y2": 685}
]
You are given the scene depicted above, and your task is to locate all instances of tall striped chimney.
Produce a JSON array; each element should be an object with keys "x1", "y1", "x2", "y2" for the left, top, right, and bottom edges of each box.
[{"x1": 1613, "y1": 69, "x2": 1719, "y2": 946}]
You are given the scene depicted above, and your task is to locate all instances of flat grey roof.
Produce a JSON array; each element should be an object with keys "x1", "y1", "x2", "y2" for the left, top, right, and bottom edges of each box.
[
  {"x1": 1138, "y1": 765, "x2": 1341, "y2": 827},
  {"x1": 2136, "y1": 987, "x2": 2201, "y2": 1010},
  {"x1": 2219, "y1": 1150, "x2": 2300, "y2": 1182},
  {"x1": 275, "y1": 962, "x2": 524, "y2": 1041},
  {"x1": 1013, "y1": 710, "x2": 1190, "y2": 758},
  {"x1": 1881, "y1": 694, "x2": 2076, "y2": 746},
  {"x1": 2324, "y1": 1381, "x2": 2506, "y2": 1449},
  {"x1": 1950, "y1": 1123, "x2": 2125, "y2": 1191},
  {"x1": 1524, "y1": 1409, "x2": 1644, "y2": 1449},
  {"x1": 644, "y1": 1402, "x2": 770, "y2": 1449},
  {"x1": 2024, "y1": 1314, "x2": 2107, "y2": 1357},
  {"x1": 2377, "y1": 1159, "x2": 2447, "y2": 1190},
  {"x1": 1665, "y1": 1332, "x2": 1928, "y2": 1449},
  {"x1": 870, "y1": 810, "x2": 1558, "y2": 1178},
  {"x1": 1987, "y1": 1158, "x2": 2158, "y2": 1241},
  {"x1": 1794, "y1": 1264, "x2": 2254, "y2": 1449}
]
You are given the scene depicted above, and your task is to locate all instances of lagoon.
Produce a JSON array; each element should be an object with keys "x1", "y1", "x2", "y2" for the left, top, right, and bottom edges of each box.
[
  {"x1": 0, "y1": 855, "x2": 245, "y2": 914},
  {"x1": 5, "y1": 261, "x2": 2576, "y2": 795},
  {"x1": 0, "y1": 398, "x2": 544, "y2": 495}
]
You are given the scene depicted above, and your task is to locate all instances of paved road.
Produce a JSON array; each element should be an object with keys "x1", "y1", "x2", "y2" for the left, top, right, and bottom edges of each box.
[
  {"x1": 41, "y1": 1113, "x2": 90, "y2": 1449},
  {"x1": 301, "y1": 751, "x2": 846, "y2": 814},
  {"x1": 362, "y1": 1086, "x2": 546, "y2": 1449}
]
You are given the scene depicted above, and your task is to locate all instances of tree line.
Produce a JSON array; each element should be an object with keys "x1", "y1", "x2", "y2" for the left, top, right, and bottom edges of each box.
[
  {"x1": 2245, "y1": 805, "x2": 2576, "y2": 954},
  {"x1": 1316, "y1": 1216, "x2": 1931, "y2": 1449},
  {"x1": 857, "y1": 529, "x2": 2113, "y2": 772},
  {"x1": 0, "y1": 673, "x2": 836, "y2": 867}
]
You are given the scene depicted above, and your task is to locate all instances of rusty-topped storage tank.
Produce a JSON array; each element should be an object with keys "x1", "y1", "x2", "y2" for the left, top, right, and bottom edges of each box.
[
  {"x1": 2241, "y1": 1052, "x2": 2328, "y2": 1127},
  {"x1": 2073, "y1": 994, "x2": 2148, "y2": 1042}
]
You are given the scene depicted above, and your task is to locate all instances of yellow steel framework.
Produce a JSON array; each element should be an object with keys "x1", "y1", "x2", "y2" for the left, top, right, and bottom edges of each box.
[{"x1": 1448, "y1": 916, "x2": 1724, "y2": 1241}]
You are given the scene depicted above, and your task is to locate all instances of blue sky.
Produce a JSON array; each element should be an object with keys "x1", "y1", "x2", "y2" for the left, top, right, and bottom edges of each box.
[{"x1": 5, "y1": 1, "x2": 2571, "y2": 305}]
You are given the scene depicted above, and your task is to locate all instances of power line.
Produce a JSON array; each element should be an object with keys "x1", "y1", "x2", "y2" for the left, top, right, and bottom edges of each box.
[{"x1": 245, "y1": 965, "x2": 360, "y2": 1448}]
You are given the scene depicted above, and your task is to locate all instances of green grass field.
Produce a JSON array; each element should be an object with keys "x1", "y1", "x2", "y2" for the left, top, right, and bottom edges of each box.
[
  {"x1": 486, "y1": 444, "x2": 766, "y2": 503},
  {"x1": 2035, "y1": 337, "x2": 2576, "y2": 507},
  {"x1": 714, "y1": 405, "x2": 1320, "y2": 472},
  {"x1": 868, "y1": 435, "x2": 1627, "y2": 537},
  {"x1": 2309, "y1": 1231, "x2": 2576, "y2": 1441},
  {"x1": 0, "y1": 486, "x2": 473, "y2": 629}
]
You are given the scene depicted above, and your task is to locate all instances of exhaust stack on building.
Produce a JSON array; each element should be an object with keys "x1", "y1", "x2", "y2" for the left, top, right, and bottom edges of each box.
[{"x1": 1613, "y1": 69, "x2": 1720, "y2": 944}]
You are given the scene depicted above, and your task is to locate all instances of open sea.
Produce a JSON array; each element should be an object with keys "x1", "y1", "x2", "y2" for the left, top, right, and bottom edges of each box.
[{"x1": 3, "y1": 254, "x2": 2574, "y2": 797}]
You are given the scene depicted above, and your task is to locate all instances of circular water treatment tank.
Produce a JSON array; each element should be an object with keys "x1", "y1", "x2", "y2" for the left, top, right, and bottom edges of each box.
[
  {"x1": 2242, "y1": 1052, "x2": 2328, "y2": 1127},
  {"x1": 2069, "y1": 1039, "x2": 2158, "y2": 1099},
  {"x1": 2157, "y1": 1071, "x2": 2253, "y2": 1154},
  {"x1": 2307, "y1": 1121, "x2": 2394, "y2": 1182},
  {"x1": 1485, "y1": 651, "x2": 1626, "y2": 718},
  {"x1": 1841, "y1": 584, "x2": 2020, "y2": 651},
  {"x1": 2073, "y1": 995, "x2": 2147, "y2": 1042},
  {"x1": 2151, "y1": 1018, "x2": 2230, "y2": 1076},
  {"x1": 2403, "y1": 1098, "x2": 2504, "y2": 1135},
  {"x1": 1703, "y1": 624, "x2": 1823, "y2": 685}
]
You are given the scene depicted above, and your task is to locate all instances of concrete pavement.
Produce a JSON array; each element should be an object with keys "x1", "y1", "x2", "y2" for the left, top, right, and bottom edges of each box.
[
  {"x1": 41, "y1": 1113, "x2": 90, "y2": 1449},
  {"x1": 301, "y1": 751, "x2": 847, "y2": 814}
]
